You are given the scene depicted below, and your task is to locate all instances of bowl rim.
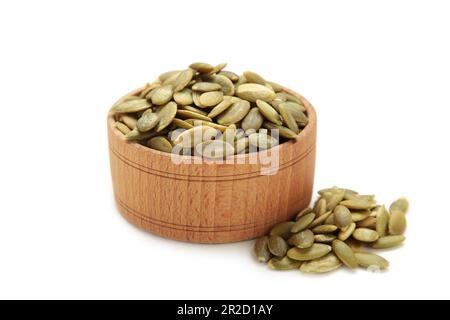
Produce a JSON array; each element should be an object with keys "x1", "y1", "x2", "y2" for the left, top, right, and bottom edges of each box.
[{"x1": 108, "y1": 87, "x2": 316, "y2": 162}]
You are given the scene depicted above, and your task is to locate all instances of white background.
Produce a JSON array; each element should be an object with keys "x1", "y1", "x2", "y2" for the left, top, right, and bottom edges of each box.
[{"x1": 0, "y1": 0, "x2": 449, "y2": 300}]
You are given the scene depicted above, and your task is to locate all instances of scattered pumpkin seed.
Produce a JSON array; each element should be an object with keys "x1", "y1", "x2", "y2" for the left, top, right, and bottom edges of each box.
[
  {"x1": 371, "y1": 235, "x2": 406, "y2": 249},
  {"x1": 268, "y1": 256, "x2": 302, "y2": 270},
  {"x1": 332, "y1": 240, "x2": 358, "y2": 269},
  {"x1": 355, "y1": 252, "x2": 389, "y2": 270},
  {"x1": 268, "y1": 235, "x2": 289, "y2": 257},
  {"x1": 136, "y1": 109, "x2": 160, "y2": 132},
  {"x1": 291, "y1": 213, "x2": 316, "y2": 233},
  {"x1": 352, "y1": 228, "x2": 379, "y2": 242},
  {"x1": 287, "y1": 244, "x2": 332, "y2": 261},
  {"x1": 147, "y1": 136, "x2": 172, "y2": 153},
  {"x1": 300, "y1": 253, "x2": 342, "y2": 274},
  {"x1": 288, "y1": 229, "x2": 314, "y2": 249},
  {"x1": 254, "y1": 236, "x2": 272, "y2": 262}
]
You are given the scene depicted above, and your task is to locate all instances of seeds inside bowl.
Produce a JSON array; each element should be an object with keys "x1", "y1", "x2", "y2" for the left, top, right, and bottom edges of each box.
[
  {"x1": 254, "y1": 187, "x2": 409, "y2": 274},
  {"x1": 111, "y1": 62, "x2": 309, "y2": 157}
]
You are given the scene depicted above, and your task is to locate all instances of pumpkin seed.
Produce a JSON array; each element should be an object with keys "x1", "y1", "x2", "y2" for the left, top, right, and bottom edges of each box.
[
  {"x1": 241, "y1": 108, "x2": 264, "y2": 131},
  {"x1": 173, "y1": 88, "x2": 193, "y2": 106},
  {"x1": 324, "y1": 213, "x2": 335, "y2": 225},
  {"x1": 125, "y1": 127, "x2": 161, "y2": 141},
  {"x1": 254, "y1": 236, "x2": 272, "y2": 262},
  {"x1": 352, "y1": 228, "x2": 379, "y2": 242},
  {"x1": 140, "y1": 82, "x2": 160, "y2": 98},
  {"x1": 210, "y1": 74, "x2": 235, "y2": 96},
  {"x1": 192, "y1": 91, "x2": 203, "y2": 107},
  {"x1": 291, "y1": 213, "x2": 316, "y2": 233},
  {"x1": 389, "y1": 210, "x2": 407, "y2": 235},
  {"x1": 390, "y1": 198, "x2": 409, "y2": 215},
  {"x1": 312, "y1": 225, "x2": 338, "y2": 234},
  {"x1": 112, "y1": 99, "x2": 151, "y2": 114},
  {"x1": 340, "y1": 199, "x2": 377, "y2": 210},
  {"x1": 199, "y1": 91, "x2": 224, "y2": 107},
  {"x1": 217, "y1": 100, "x2": 251, "y2": 125},
  {"x1": 120, "y1": 115, "x2": 138, "y2": 130},
  {"x1": 209, "y1": 62, "x2": 227, "y2": 74},
  {"x1": 263, "y1": 122, "x2": 298, "y2": 139},
  {"x1": 235, "y1": 137, "x2": 249, "y2": 154},
  {"x1": 278, "y1": 103, "x2": 300, "y2": 134},
  {"x1": 192, "y1": 82, "x2": 222, "y2": 92},
  {"x1": 185, "y1": 119, "x2": 228, "y2": 132},
  {"x1": 158, "y1": 70, "x2": 181, "y2": 82},
  {"x1": 334, "y1": 205, "x2": 352, "y2": 229},
  {"x1": 295, "y1": 208, "x2": 313, "y2": 220},
  {"x1": 268, "y1": 256, "x2": 302, "y2": 270},
  {"x1": 171, "y1": 118, "x2": 194, "y2": 129},
  {"x1": 276, "y1": 91, "x2": 303, "y2": 104},
  {"x1": 236, "y1": 83, "x2": 276, "y2": 102},
  {"x1": 332, "y1": 240, "x2": 358, "y2": 269},
  {"x1": 325, "y1": 189, "x2": 345, "y2": 211},
  {"x1": 155, "y1": 102, "x2": 177, "y2": 132},
  {"x1": 314, "y1": 198, "x2": 327, "y2": 216},
  {"x1": 371, "y1": 235, "x2": 406, "y2": 249},
  {"x1": 288, "y1": 229, "x2": 314, "y2": 248},
  {"x1": 375, "y1": 206, "x2": 390, "y2": 237},
  {"x1": 309, "y1": 211, "x2": 333, "y2": 228},
  {"x1": 256, "y1": 100, "x2": 283, "y2": 125},
  {"x1": 115, "y1": 121, "x2": 131, "y2": 135},
  {"x1": 221, "y1": 124, "x2": 237, "y2": 143},
  {"x1": 356, "y1": 217, "x2": 377, "y2": 229},
  {"x1": 147, "y1": 136, "x2": 172, "y2": 153},
  {"x1": 300, "y1": 253, "x2": 342, "y2": 273},
  {"x1": 176, "y1": 110, "x2": 213, "y2": 122},
  {"x1": 173, "y1": 126, "x2": 219, "y2": 148},
  {"x1": 267, "y1": 81, "x2": 284, "y2": 92},
  {"x1": 338, "y1": 223, "x2": 356, "y2": 241},
  {"x1": 178, "y1": 105, "x2": 208, "y2": 116},
  {"x1": 270, "y1": 221, "x2": 295, "y2": 239},
  {"x1": 351, "y1": 210, "x2": 371, "y2": 222},
  {"x1": 287, "y1": 244, "x2": 332, "y2": 261},
  {"x1": 248, "y1": 132, "x2": 278, "y2": 150},
  {"x1": 195, "y1": 140, "x2": 235, "y2": 159},
  {"x1": 355, "y1": 252, "x2": 389, "y2": 270},
  {"x1": 313, "y1": 234, "x2": 336, "y2": 243},
  {"x1": 243, "y1": 71, "x2": 266, "y2": 85},
  {"x1": 218, "y1": 71, "x2": 239, "y2": 82},
  {"x1": 207, "y1": 97, "x2": 234, "y2": 118},
  {"x1": 137, "y1": 109, "x2": 160, "y2": 132},
  {"x1": 173, "y1": 68, "x2": 195, "y2": 92},
  {"x1": 151, "y1": 85, "x2": 174, "y2": 105},
  {"x1": 189, "y1": 62, "x2": 214, "y2": 73},
  {"x1": 268, "y1": 235, "x2": 288, "y2": 257}
]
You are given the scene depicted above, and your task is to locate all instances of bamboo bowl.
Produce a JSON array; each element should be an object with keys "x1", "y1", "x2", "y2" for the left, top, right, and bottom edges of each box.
[{"x1": 108, "y1": 87, "x2": 317, "y2": 243}]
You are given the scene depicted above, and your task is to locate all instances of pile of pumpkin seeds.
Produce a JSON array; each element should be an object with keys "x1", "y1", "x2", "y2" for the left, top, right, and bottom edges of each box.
[
  {"x1": 111, "y1": 62, "x2": 308, "y2": 156},
  {"x1": 254, "y1": 187, "x2": 409, "y2": 273}
]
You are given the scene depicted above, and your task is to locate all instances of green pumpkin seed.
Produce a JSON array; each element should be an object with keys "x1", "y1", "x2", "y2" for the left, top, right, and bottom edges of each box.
[
  {"x1": 207, "y1": 97, "x2": 234, "y2": 118},
  {"x1": 115, "y1": 121, "x2": 131, "y2": 135},
  {"x1": 120, "y1": 115, "x2": 138, "y2": 130},
  {"x1": 287, "y1": 244, "x2": 332, "y2": 261},
  {"x1": 351, "y1": 210, "x2": 371, "y2": 222},
  {"x1": 151, "y1": 85, "x2": 174, "y2": 105},
  {"x1": 243, "y1": 71, "x2": 266, "y2": 85},
  {"x1": 353, "y1": 228, "x2": 379, "y2": 242},
  {"x1": 375, "y1": 206, "x2": 390, "y2": 237},
  {"x1": 295, "y1": 208, "x2": 313, "y2": 220},
  {"x1": 235, "y1": 137, "x2": 249, "y2": 154},
  {"x1": 155, "y1": 101, "x2": 177, "y2": 132},
  {"x1": 268, "y1": 256, "x2": 302, "y2": 270},
  {"x1": 112, "y1": 99, "x2": 151, "y2": 114},
  {"x1": 312, "y1": 225, "x2": 338, "y2": 234},
  {"x1": 389, "y1": 210, "x2": 407, "y2": 235},
  {"x1": 269, "y1": 221, "x2": 295, "y2": 239},
  {"x1": 236, "y1": 83, "x2": 276, "y2": 102},
  {"x1": 334, "y1": 205, "x2": 352, "y2": 229},
  {"x1": 324, "y1": 213, "x2": 335, "y2": 225},
  {"x1": 323, "y1": 189, "x2": 345, "y2": 211},
  {"x1": 171, "y1": 118, "x2": 194, "y2": 129},
  {"x1": 338, "y1": 223, "x2": 356, "y2": 241},
  {"x1": 371, "y1": 235, "x2": 406, "y2": 249},
  {"x1": 125, "y1": 128, "x2": 162, "y2": 141},
  {"x1": 256, "y1": 100, "x2": 283, "y2": 125},
  {"x1": 137, "y1": 109, "x2": 160, "y2": 132},
  {"x1": 173, "y1": 88, "x2": 193, "y2": 106},
  {"x1": 199, "y1": 91, "x2": 224, "y2": 107},
  {"x1": 300, "y1": 253, "x2": 342, "y2": 273},
  {"x1": 192, "y1": 82, "x2": 222, "y2": 92},
  {"x1": 218, "y1": 71, "x2": 239, "y2": 82},
  {"x1": 192, "y1": 91, "x2": 203, "y2": 107},
  {"x1": 178, "y1": 105, "x2": 208, "y2": 116},
  {"x1": 173, "y1": 126, "x2": 219, "y2": 148},
  {"x1": 356, "y1": 217, "x2": 377, "y2": 229},
  {"x1": 195, "y1": 140, "x2": 235, "y2": 159},
  {"x1": 314, "y1": 198, "x2": 327, "y2": 216},
  {"x1": 276, "y1": 91, "x2": 303, "y2": 105},
  {"x1": 210, "y1": 74, "x2": 235, "y2": 96},
  {"x1": 209, "y1": 62, "x2": 227, "y2": 74},
  {"x1": 390, "y1": 197, "x2": 409, "y2": 215},
  {"x1": 291, "y1": 213, "x2": 316, "y2": 233},
  {"x1": 340, "y1": 199, "x2": 377, "y2": 210},
  {"x1": 267, "y1": 81, "x2": 284, "y2": 92},
  {"x1": 176, "y1": 110, "x2": 213, "y2": 122},
  {"x1": 309, "y1": 211, "x2": 333, "y2": 228},
  {"x1": 140, "y1": 82, "x2": 161, "y2": 98},
  {"x1": 254, "y1": 236, "x2": 272, "y2": 262},
  {"x1": 314, "y1": 234, "x2": 337, "y2": 243},
  {"x1": 147, "y1": 136, "x2": 172, "y2": 153},
  {"x1": 189, "y1": 62, "x2": 214, "y2": 73},
  {"x1": 173, "y1": 68, "x2": 195, "y2": 92},
  {"x1": 158, "y1": 70, "x2": 181, "y2": 82},
  {"x1": 332, "y1": 240, "x2": 358, "y2": 269},
  {"x1": 248, "y1": 132, "x2": 278, "y2": 150},
  {"x1": 217, "y1": 100, "x2": 251, "y2": 125},
  {"x1": 241, "y1": 108, "x2": 264, "y2": 131},
  {"x1": 355, "y1": 252, "x2": 389, "y2": 270},
  {"x1": 288, "y1": 229, "x2": 314, "y2": 249},
  {"x1": 268, "y1": 235, "x2": 288, "y2": 257},
  {"x1": 263, "y1": 122, "x2": 298, "y2": 139},
  {"x1": 278, "y1": 103, "x2": 300, "y2": 134},
  {"x1": 185, "y1": 119, "x2": 228, "y2": 132}
]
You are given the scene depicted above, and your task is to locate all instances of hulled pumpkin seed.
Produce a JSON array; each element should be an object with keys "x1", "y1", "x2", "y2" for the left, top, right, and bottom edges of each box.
[
  {"x1": 334, "y1": 205, "x2": 352, "y2": 230},
  {"x1": 268, "y1": 235, "x2": 288, "y2": 257},
  {"x1": 115, "y1": 121, "x2": 131, "y2": 135},
  {"x1": 268, "y1": 256, "x2": 302, "y2": 270},
  {"x1": 270, "y1": 221, "x2": 295, "y2": 239},
  {"x1": 325, "y1": 189, "x2": 345, "y2": 211},
  {"x1": 340, "y1": 199, "x2": 377, "y2": 210},
  {"x1": 235, "y1": 137, "x2": 249, "y2": 154},
  {"x1": 176, "y1": 110, "x2": 213, "y2": 122},
  {"x1": 314, "y1": 198, "x2": 327, "y2": 216},
  {"x1": 241, "y1": 108, "x2": 264, "y2": 131},
  {"x1": 137, "y1": 109, "x2": 160, "y2": 132},
  {"x1": 256, "y1": 100, "x2": 283, "y2": 125},
  {"x1": 267, "y1": 81, "x2": 284, "y2": 93},
  {"x1": 248, "y1": 132, "x2": 278, "y2": 149},
  {"x1": 155, "y1": 101, "x2": 177, "y2": 132},
  {"x1": 243, "y1": 71, "x2": 266, "y2": 85},
  {"x1": 210, "y1": 74, "x2": 235, "y2": 96},
  {"x1": 158, "y1": 70, "x2": 181, "y2": 83},
  {"x1": 173, "y1": 88, "x2": 193, "y2": 106},
  {"x1": 207, "y1": 97, "x2": 234, "y2": 118},
  {"x1": 263, "y1": 122, "x2": 298, "y2": 139},
  {"x1": 296, "y1": 208, "x2": 313, "y2": 220},
  {"x1": 217, "y1": 100, "x2": 251, "y2": 125},
  {"x1": 185, "y1": 119, "x2": 228, "y2": 132},
  {"x1": 312, "y1": 225, "x2": 338, "y2": 234},
  {"x1": 151, "y1": 85, "x2": 174, "y2": 105},
  {"x1": 371, "y1": 235, "x2": 406, "y2": 249},
  {"x1": 218, "y1": 70, "x2": 239, "y2": 82},
  {"x1": 195, "y1": 140, "x2": 234, "y2": 159},
  {"x1": 278, "y1": 103, "x2": 300, "y2": 134},
  {"x1": 173, "y1": 126, "x2": 219, "y2": 148},
  {"x1": 172, "y1": 118, "x2": 194, "y2": 129},
  {"x1": 314, "y1": 234, "x2": 337, "y2": 243},
  {"x1": 125, "y1": 127, "x2": 161, "y2": 141},
  {"x1": 236, "y1": 83, "x2": 276, "y2": 102},
  {"x1": 309, "y1": 211, "x2": 333, "y2": 228},
  {"x1": 332, "y1": 240, "x2": 358, "y2": 269},
  {"x1": 189, "y1": 62, "x2": 214, "y2": 73},
  {"x1": 254, "y1": 236, "x2": 272, "y2": 262},
  {"x1": 147, "y1": 136, "x2": 172, "y2": 153},
  {"x1": 112, "y1": 99, "x2": 151, "y2": 114},
  {"x1": 355, "y1": 252, "x2": 389, "y2": 270},
  {"x1": 300, "y1": 253, "x2": 342, "y2": 273},
  {"x1": 199, "y1": 91, "x2": 224, "y2": 107},
  {"x1": 351, "y1": 210, "x2": 371, "y2": 222},
  {"x1": 287, "y1": 244, "x2": 332, "y2": 261},
  {"x1": 288, "y1": 229, "x2": 314, "y2": 249},
  {"x1": 338, "y1": 223, "x2": 356, "y2": 241},
  {"x1": 352, "y1": 228, "x2": 379, "y2": 242},
  {"x1": 276, "y1": 91, "x2": 303, "y2": 105},
  {"x1": 291, "y1": 213, "x2": 316, "y2": 233},
  {"x1": 178, "y1": 105, "x2": 208, "y2": 116},
  {"x1": 192, "y1": 82, "x2": 222, "y2": 92},
  {"x1": 209, "y1": 62, "x2": 227, "y2": 74},
  {"x1": 356, "y1": 217, "x2": 377, "y2": 229},
  {"x1": 375, "y1": 206, "x2": 390, "y2": 237},
  {"x1": 390, "y1": 198, "x2": 409, "y2": 215},
  {"x1": 120, "y1": 115, "x2": 138, "y2": 130},
  {"x1": 173, "y1": 68, "x2": 195, "y2": 92},
  {"x1": 389, "y1": 210, "x2": 407, "y2": 235}
]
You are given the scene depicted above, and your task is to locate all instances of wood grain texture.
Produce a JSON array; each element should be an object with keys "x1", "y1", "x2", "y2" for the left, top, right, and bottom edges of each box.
[{"x1": 108, "y1": 87, "x2": 317, "y2": 243}]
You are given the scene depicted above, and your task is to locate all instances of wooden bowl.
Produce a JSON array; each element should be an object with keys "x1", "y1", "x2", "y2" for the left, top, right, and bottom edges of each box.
[{"x1": 108, "y1": 87, "x2": 317, "y2": 243}]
